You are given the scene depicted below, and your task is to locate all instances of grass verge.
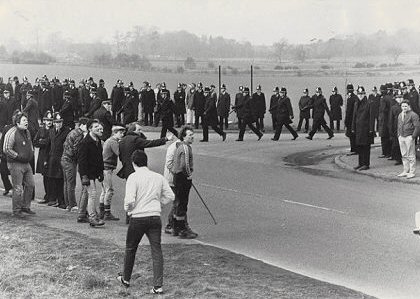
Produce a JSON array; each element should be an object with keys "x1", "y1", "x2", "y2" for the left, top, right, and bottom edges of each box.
[{"x1": 0, "y1": 212, "x2": 375, "y2": 298}]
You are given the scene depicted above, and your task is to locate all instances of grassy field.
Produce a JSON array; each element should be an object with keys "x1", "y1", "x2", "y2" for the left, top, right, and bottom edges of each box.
[{"x1": 0, "y1": 212, "x2": 375, "y2": 299}]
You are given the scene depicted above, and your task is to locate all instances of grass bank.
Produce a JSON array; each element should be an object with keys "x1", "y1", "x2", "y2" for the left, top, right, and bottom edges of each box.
[{"x1": 0, "y1": 213, "x2": 375, "y2": 298}]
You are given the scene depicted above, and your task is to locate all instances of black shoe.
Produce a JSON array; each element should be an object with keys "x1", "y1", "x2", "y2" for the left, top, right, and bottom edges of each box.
[
  {"x1": 21, "y1": 208, "x2": 36, "y2": 215},
  {"x1": 305, "y1": 136, "x2": 312, "y2": 140},
  {"x1": 47, "y1": 201, "x2": 57, "y2": 206},
  {"x1": 116, "y1": 274, "x2": 130, "y2": 288},
  {"x1": 346, "y1": 152, "x2": 357, "y2": 156},
  {"x1": 58, "y1": 205, "x2": 67, "y2": 209},
  {"x1": 327, "y1": 134, "x2": 334, "y2": 140},
  {"x1": 378, "y1": 155, "x2": 387, "y2": 158},
  {"x1": 89, "y1": 217, "x2": 105, "y2": 227},
  {"x1": 3, "y1": 189, "x2": 11, "y2": 196},
  {"x1": 358, "y1": 165, "x2": 370, "y2": 171},
  {"x1": 178, "y1": 228, "x2": 198, "y2": 239},
  {"x1": 413, "y1": 229, "x2": 420, "y2": 235},
  {"x1": 12, "y1": 211, "x2": 26, "y2": 218},
  {"x1": 52, "y1": 202, "x2": 60, "y2": 207},
  {"x1": 235, "y1": 139, "x2": 243, "y2": 142},
  {"x1": 394, "y1": 161, "x2": 402, "y2": 165},
  {"x1": 77, "y1": 216, "x2": 89, "y2": 223},
  {"x1": 199, "y1": 139, "x2": 208, "y2": 142},
  {"x1": 164, "y1": 225, "x2": 173, "y2": 234},
  {"x1": 271, "y1": 138, "x2": 278, "y2": 141},
  {"x1": 103, "y1": 213, "x2": 120, "y2": 221},
  {"x1": 258, "y1": 133, "x2": 263, "y2": 141},
  {"x1": 353, "y1": 165, "x2": 362, "y2": 170},
  {"x1": 222, "y1": 132, "x2": 227, "y2": 141},
  {"x1": 150, "y1": 287, "x2": 163, "y2": 294},
  {"x1": 292, "y1": 135, "x2": 298, "y2": 140}
]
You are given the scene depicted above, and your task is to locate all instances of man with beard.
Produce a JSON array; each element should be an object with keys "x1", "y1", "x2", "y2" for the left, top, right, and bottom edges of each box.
[
  {"x1": 201, "y1": 87, "x2": 226, "y2": 142},
  {"x1": 271, "y1": 87, "x2": 298, "y2": 141},
  {"x1": 251, "y1": 85, "x2": 266, "y2": 132},
  {"x1": 297, "y1": 88, "x2": 311, "y2": 133},
  {"x1": 111, "y1": 80, "x2": 125, "y2": 122},
  {"x1": 233, "y1": 87, "x2": 263, "y2": 141},
  {"x1": 186, "y1": 83, "x2": 196, "y2": 126},
  {"x1": 174, "y1": 83, "x2": 186, "y2": 127},
  {"x1": 217, "y1": 84, "x2": 231, "y2": 130},
  {"x1": 157, "y1": 89, "x2": 178, "y2": 138},
  {"x1": 269, "y1": 87, "x2": 280, "y2": 130},
  {"x1": 192, "y1": 82, "x2": 205, "y2": 129},
  {"x1": 141, "y1": 82, "x2": 155, "y2": 126},
  {"x1": 22, "y1": 89, "x2": 39, "y2": 139},
  {"x1": 368, "y1": 86, "x2": 381, "y2": 132},
  {"x1": 329, "y1": 87, "x2": 343, "y2": 132},
  {"x1": 93, "y1": 99, "x2": 114, "y2": 141},
  {"x1": 352, "y1": 86, "x2": 375, "y2": 171},
  {"x1": 378, "y1": 83, "x2": 393, "y2": 158},
  {"x1": 345, "y1": 84, "x2": 357, "y2": 154},
  {"x1": 306, "y1": 87, "x2": 334, "y2": 140}
]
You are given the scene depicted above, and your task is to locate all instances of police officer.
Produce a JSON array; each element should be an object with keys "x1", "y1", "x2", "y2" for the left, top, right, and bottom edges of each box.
[
  {"x1": 345, "y1": 84, "x2": 358, "y2": 154},
  {"x1": 233, "y1": 87, "x2": 263, "y2": 141},
  {"x1": 297, "y1": 88, "x2": 311, "y2": 133},
  {"x1": 217, "y1": 84, "x2": 231, "y2": 130},
  {"x1": 251, "y1": 85, "x2": 266, "y2": 132},
  {"x1": 306, "y1": 87, "x2": 334, "y2": 140},
  {"x1": 329, "y1": 87, "x2": 343, "y2": 131},
  {"x1": 271, "y1": 87, "x2": 298, "y2": 141}
]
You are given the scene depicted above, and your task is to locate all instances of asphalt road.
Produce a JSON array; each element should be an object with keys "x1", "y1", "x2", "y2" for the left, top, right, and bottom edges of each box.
[{"x1": 29, "y1": 131, "x2": 420, "y2": 299}]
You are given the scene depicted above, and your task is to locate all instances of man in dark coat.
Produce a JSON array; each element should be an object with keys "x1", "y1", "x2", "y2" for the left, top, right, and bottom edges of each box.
[
  {"x1": 233, "y1": 87, "x2": 263, "y2": 141},
  {"x1": 407, "y1": 79, "x2": 419, "y2": 118},
  {"x1": 201, "y1": 87, "x2": 226, "y2": 142},
  {"x1": 141, "y1": 83, "x2": 155, "y2": 126},
  {"x1": 271, "y1": 87, "x2": 298, "y2": 141},
  {"x1": 0, "y1": 124, "x2": 13, "y2": 196},
  {"x1": 117, "y1": 122, "x2": 170, "y2": 180},
  {"x1": 119, "y1": 88, "x2": 137, "y2": 125},
  {"x1": 3, "y1": 90, "x2": 20, "y2": 125},
  {"x1": 192, "y1": 83, "x2": 205, "y2": 129},
  {"x1": 329, "y1": 87, "x2": 343, "y2": 131},
  {"x1": 78, "y1": 80, "x2": 91, "y2": 117},
  {"x1": 368, "y1": 86, "x2": 381, "y2": 132},
  {"x1": 345, "y1": 84, "x2": 357, "y2": 154},
  {"x1": 234, "y1": 86, "x2": 244, "y2": 129},
  {"x1": 85, "y1": 88, "x2": 101, "y2": 118},
  {"x1": 19, "y1": 77, "x2": 32, "y2": 109},
  {"x1": 93, "y1": 99, "x2": 114, "y2": 141},
  {"x1": 97, "y1": 79, "x2": 108, "y2": 102},
  {"x1": 68, "y1": 80, "x2": 79, "y2": 119},
  {"x1": 22, "y1": 89, "x2": 39, "y2": 139},
  {"x1": 388, "y1": 91, "x2": 404, "y2": 165},
  {"x1": 111, "y1": 80, "x2": 125, "y2": 122},
  {"x1": 306, "y1": 87, "x2": 334, "y2": 140},
  {"x1": 39, "y1": 82, "x2": 52, "y2": 116},
  {"x1": 60, "y1": 91, "x2": 75, "y2": 129},
  {"x1": 46, "y1": 112, "x2": 71, "y2": 208},
  {"x1": 0, "y1": 94, "x2": 8, "y2": 131},
  {"x1": 297, "y1": 88, "x2": 311, "y2": 133},
  {"x1": 251, "y1": 85, "x2": 266, "y2": 132},
  {"x1": 352, "y1": 86, "x2": 375, "y2": 171},
  {"x1": 157, "y1": 89, "x2": 178, "y2": 138},
  {"x1": 217, "y1": 84, "x2": 230, "y2": 130},
  {"x1": 33, "y1": 111, "x2": 54, "y2": 203},
  {"x1": 269, "y1": 87, "x2": 280, "y2": 130},
  {"x1": 128, "y1": 82, "x2": 139, "y2": 121},
  {"x1": 51, "y1": 79, "x2": 64, "y2": 112},
  {"x1": 174, "y1": 83, "x2": 186, "y2": 127},
  {"x1": 378, "y1": 83, "x2": 393, "y2": 158}
]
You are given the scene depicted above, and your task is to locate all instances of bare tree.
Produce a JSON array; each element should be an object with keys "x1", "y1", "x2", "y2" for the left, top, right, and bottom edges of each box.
[
  {"x1": 387, "y1": 46, "x2": 403, "y2": 63},
  {"x1": 272, "y1": 38, "x2": 288, "y2": 63}
]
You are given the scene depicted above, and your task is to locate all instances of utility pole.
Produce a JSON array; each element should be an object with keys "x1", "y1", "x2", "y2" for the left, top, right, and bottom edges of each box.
[{"x1": 250, "y1": 65, "x2": 253, "y2": 94}]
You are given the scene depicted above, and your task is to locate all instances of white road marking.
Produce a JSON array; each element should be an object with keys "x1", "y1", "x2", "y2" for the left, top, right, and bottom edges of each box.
[{"x1": 197, "y1": 183, "x2": 347, "y2": 215}]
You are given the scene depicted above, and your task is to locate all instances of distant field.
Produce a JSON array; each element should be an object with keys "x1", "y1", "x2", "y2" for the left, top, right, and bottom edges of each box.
[{"x1": 3, "y1": 62, "x2": 420, "y2": 126}]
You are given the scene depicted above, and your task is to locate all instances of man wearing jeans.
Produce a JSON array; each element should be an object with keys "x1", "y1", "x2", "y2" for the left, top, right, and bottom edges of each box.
[
  {"x1": 3, "y1": 112, "x2": 35, "y2": 217},
  {"x1": 77, "y1": 119, "x2": 105, "y2": 227},
  {"x1": 99, "y1": 125, "x2": 125, "y2": 220},
  {"x1": 117, "y1": 150, "x2": 174, "y2": 294},
  {"x1": 61, "y1": 117, "x2": 89, "y2": 212},
  {"x1": 397, "y1": 100, "x2": 420, "y2": 179}
]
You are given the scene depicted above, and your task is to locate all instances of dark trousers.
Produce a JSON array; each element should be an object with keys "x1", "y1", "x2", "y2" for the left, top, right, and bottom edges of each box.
[
  {"x1": 270, "y1": 114, "x2": 277, "y2": 130},
  {"x1": 330, "y1": 120, "x2": 341, "y2": 131},
  {"x1": 144, "y1": 113, "x2": 154, "y2": 126},
  {"x1": 238, "y1": 118, "x2": 262, "y2": 140},
  {"x1": 255, "y1": 117, "x2": 264, "y2": 131},
  {"x1": 1, "y1": 172, "x2": 12, "y2": 191},
  {"x1": 391, "y1": 137, "x2": 402, "y2": 162},
  {"x1": 154, "y1": 112, "x2": 160, "y2": 127},
  {"x1": 219, "y1": 116, "x2": 229, "y2": 130},
  {"x1": 273, "y1": 121, "x2": 298, "y2": 140},
  {"x1": 194, "y1": 115, "x2": 202, "y2": 129},
  {"x1": 43, "y1": 175, "x2": 49, "y2": 200},
  {"x1": 202, "y1": 119, "x2": 224, "y2": 141},
  {"x1": 297, "y1": 117, "x2": 309, "y2": 132},
  {"x1": 309, "y1": 118, "x2": 333, "y2": 138},
  {"x1": 47, "y1": 177, "x2": 64, "y2": 206},
  {"x1": 356, "y1": 144, "x2": 371, "y2": 167},
  {"x1": 174, "y1": 173, "x2": 192, "y2": 219},
  {"x1": 381, "y1": 137, "x2": 392, "y2": 157},
  {"x1": 175, "y1": 114, "x2": 185, "y2": 127},
  {"x1": 160, "y1": 126, "x2": 178, "y2": 138},
  {"x1": 123, "y1": 216, "x2": 163, "y2": 287},
  {"x1": 167, "y1": 186, "x2": 177, "y2": 227}
]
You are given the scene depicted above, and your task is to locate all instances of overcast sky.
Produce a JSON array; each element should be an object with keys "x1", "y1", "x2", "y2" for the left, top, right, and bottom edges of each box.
[{"x1": 1, "y1": 0, "x2": 420, "y2": 46}]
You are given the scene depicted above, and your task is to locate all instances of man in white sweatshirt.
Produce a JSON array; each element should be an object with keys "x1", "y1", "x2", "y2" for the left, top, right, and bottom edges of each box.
[{"x1": 117, "y1": 149, "x2": 174, "y2": 295}]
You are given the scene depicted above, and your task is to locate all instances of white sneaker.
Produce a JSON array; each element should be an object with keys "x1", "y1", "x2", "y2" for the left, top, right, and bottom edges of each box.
[
  {"x1": 397, "y1": 172, "x2": 408, "y2": 177},
  {"x1": 406, "y1": 173, "x2": 416, "y2": 179},
  {"x1": 71, "y1": 206, "x2": 79, "y2": 212}
]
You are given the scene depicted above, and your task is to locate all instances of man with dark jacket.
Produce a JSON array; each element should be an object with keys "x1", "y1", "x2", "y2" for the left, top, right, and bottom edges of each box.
[
  {"x1": 0, "y1": 124, "x2": 13, "y2": 196},
  {"x1": 201, "y1": 87, "x2": 226, "y2": 142},
  {"x1": 128, "y1": 82, "x2": 140, "y2": 121},
  {"x1": 39, "y1": 82, "x2": 52, "y2": 116},
  {"x1": 269, "y1": 87, "x2": 280, "y2": 130},
  {"x1": 19, "y1": 77, "x2": 32, "y2": 109},
  {"x1": 157, "y1": 89, "x2": 178, "y2": 138},
  {"x1": 234, "y1": 86, "x2": 244, "y2": 129},
  {"x1": 306, "y1": 87, "x2": 334, "y2": 140},
  {"x1": 407, "y1": 79, "x2": 419, "y2": 115},
  {"x1": 78, "y1": 80, "x2": 91, "y2": 117},
  {"x1": 233, "y1": 87, "x2": 263, "y2": 141},
  {"x1": 344, "y1": 84, "x2": 357, "y2": 154},
  {"x1": 352, "y1": 86, "x2": 375, "y2": 171},
  {"x1": 251, "y1": 85, "x2": 266, "y2": 132},
  {"x1": 141, "y1": 83, "x2": 155, "y2": 126},
  {"x1": 97, "y1": 79, "x2": 108, "y2": 102},
  {"x1": 120, "y1": 88, "x2": 137, "y2": 125},
  {"x1": 78, "y1": 119, "x2": 105, "y2": 227},
  {"x1": 329, "y1": 87, "x2": 343, "y2": 131},
  {"x1": 297, "y1": 88, "x2": 311, "y2": 133},
  {"x1": 388, "y1": 91, "x2": 404, "y2": 165},
  {"x1": 378, "y1": 83, "x2": 393, "y2": 158},
  {"x1": 368, "y1": 86, "x2": 381, "y2": 132},
  {"x1": 22, "y1": 89, "x2": 39, "y2": 139},
  {"x1": 85, "y1": 88, "x2": 101, "y2": 118},
  {"x1": 192, "y1": 83, "x2": 205, "y2": 129},
  {"x1": 174, "y1": 84, "x2": 186, "y2": 127},
  {"x1": 271, "y1": 87, "x2": 298, "y2": 141},
  {"x1": 3, "y1": 90, "x2": 20, "y2": 125},
  {"x1": 60, "y1": 91, "x2": 75, "y2": 129},
  {"x1": 3, "y1": 111, "x2": 35, "y2": 217},
  {"x1": 186, "y1": 83, "x2": 196, "y2": 126},
  {"x1": 111, "y1": 80, "x2": 125, "y2": 122},
  {"x1": 217, "y1": 84, "x2": 230, "y2": 130},
  {"x1": 93, "y1": 99, "x2": 114, "y2": 141}
]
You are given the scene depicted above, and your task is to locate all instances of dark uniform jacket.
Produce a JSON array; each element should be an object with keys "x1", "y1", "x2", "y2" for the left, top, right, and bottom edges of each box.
[
  {"x1": 86, "y1": 96, "x2": 101, "y2": 117},
  {"x1": 22, "y1": 97, "x2": 39, "y2": 138},
  {"x1": 203, "y1": 94, "x2": 218, "y2": 126},
  {"x1": 0, "y1": 125, "x2": 13, "y2": 176},
  {"x1": 33, "y1": 125, "x2": 51, "y2": 174},
  {"x1": 368, "y1": 94, "x2": 381, "y2": 119},
  {"x1": 121, "y1": 94, "x2": 137, "y2": 125},
  {"x1": 311, "y1": 94, "x2": 330, "y2": 121},
  {"x1": 111, "y1": 86, "x2": 125, "y2": 115},
  {"x1": 79, "y1": 86, "x2": 91, "y2": 115},
  {"x1": 272, "y1": 96, "x2": 293, "y2": 124},
  {"x1": 174, "y1": 90, "x2": 186, "y2": 115},
  {"x1": 192, "y1": 90, "x2": 205, "y2": 116},
  {"x1": 388, "y1": 102, "x2": 402, "y2": 139},
  {"x1": 141, "y1": 89, "x2": 156, "y2": 113},
  {"x1": 269, "y1": 94, "x2": 280, "y2": 116},
  {"x1": 298, "y1": 95, "x2": 311, "y2": 119},
  {"x1": 117, "y1": 132, "x2": 167, "y2": 179},
  {"x1": 78, "y1": 133, "x2": 104, "y2": 180},
  {"x1": 60, "y1": 98, "x2": 75, "y2": 129},
  {"x1": 0, "y1": 99, "x2": 8, "y2": 131},
  {"x1": 157, "y1": 98, "x2": 176, "y2": 127},
  {"x1": 407, "y1": 89, "x2": 419, "y2": 115},
  {"x1": 329, "y1": 94, "x2": 343, "y2": 120},
  {"x1": 97, "y1": 86, "x2": 108, "y2": 101},
  {"x1": 3, "y1": 96, "x2": 20, "y2": 125},
  {"x1": 351, "y1": 97, "x2": 375, "y2": 145},
  {"x1": 251, "y1": 92, "x2": 266, "y2": 118},
  {"x1": 19, "y1": 82, "x2": 32, "y2": 108},
  {"x1": 93, "y1": 106, "x2": 114, "y2": 141},
  {"x1": 52, "y1": 85, "x2": 63, "y2": 111},
  {"x1": 378, "y1": 93, "x2": 392, "y2": 138},
  {"x1": 234, "y1": 94, "x2": 254, "y2": 122},
  {"x1": 39, "y1": 87, "x2": 52, "y2": 115},
  {"x1": 345, "y1": 93, "x2": 357, "y2": 130},
  {"x1": 129, "y1": 88, "x2": 140, "y2": 120},
  {"x1": 46, "y1": 126, "x2": 71, "y2": 178},
  {"x1": 217, "y1": 92, "x2": 231, "y2": 118}
]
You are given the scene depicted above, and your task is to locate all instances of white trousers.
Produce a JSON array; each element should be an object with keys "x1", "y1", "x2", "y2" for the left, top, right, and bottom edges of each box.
[
  {"x1": 398, "y1": 135, "x2": 416, "y2": 174},
  {"x1": 186, "y1": 109, "x2": 195, "y2": 124}
]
